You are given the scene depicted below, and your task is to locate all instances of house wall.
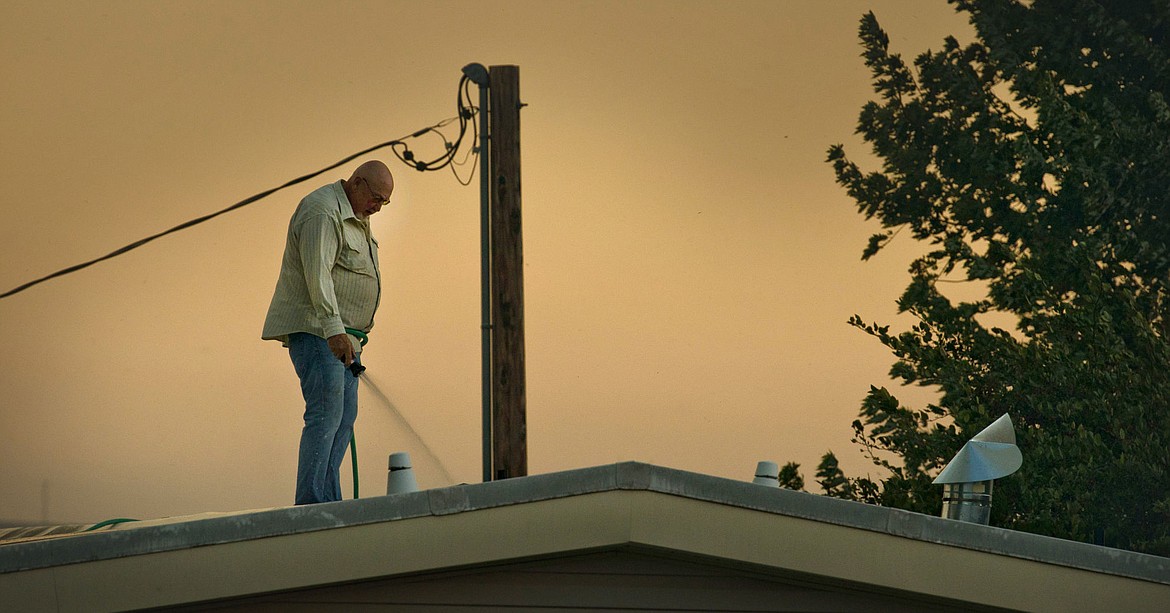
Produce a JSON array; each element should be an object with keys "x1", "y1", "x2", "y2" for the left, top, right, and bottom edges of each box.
[{"x1": 172, "y1": 550, "x2": 980, "y2": 612}]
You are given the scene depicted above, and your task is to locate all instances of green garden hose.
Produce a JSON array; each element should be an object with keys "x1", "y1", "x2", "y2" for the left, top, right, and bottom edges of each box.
[
  {"x1": 83, "y1": 517, "x2": 138, "y2": 531},
  {"x1": 344, "y1": 328, "x2": 368, "y2": 499},
  {"x1": 345, "y1": 328, "x2": 369, "y2": 347}
]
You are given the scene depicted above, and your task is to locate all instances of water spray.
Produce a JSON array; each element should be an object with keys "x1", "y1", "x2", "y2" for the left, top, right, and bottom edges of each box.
[
  {"x1": 343, "y1": 328, "x2": 456, "y2": 498},
  {"x1": 360, "y1": 373, "x2": 456, "y2": 486}
]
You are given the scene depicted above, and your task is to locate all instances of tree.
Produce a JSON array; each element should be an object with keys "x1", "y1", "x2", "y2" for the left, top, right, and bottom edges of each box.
[
  {"x1": 823, "y1": 0, "x2": 1170, "y2": 554},
  {"x1": 777, "y1": 461, "x2": 806, "y2": 491}
]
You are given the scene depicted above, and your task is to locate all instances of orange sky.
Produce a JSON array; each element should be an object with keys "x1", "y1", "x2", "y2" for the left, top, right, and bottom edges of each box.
[{"x1": 0, "y1": 1, "x2": 974, "y2": 523}]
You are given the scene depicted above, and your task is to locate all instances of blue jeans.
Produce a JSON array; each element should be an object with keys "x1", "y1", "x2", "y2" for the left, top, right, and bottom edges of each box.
[{"x1": 288, "y1": 332, "x2": 359, "y2": 505}]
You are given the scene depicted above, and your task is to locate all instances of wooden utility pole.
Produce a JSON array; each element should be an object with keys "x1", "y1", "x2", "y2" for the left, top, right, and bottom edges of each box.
[{"x1": 489, "y1": 65, "x2": 527, "y2": 479}]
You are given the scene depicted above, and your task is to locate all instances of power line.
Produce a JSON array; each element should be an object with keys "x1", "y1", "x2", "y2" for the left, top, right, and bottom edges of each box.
[{"x1": 0, "y1": 77, "x2": 480, "y2": 301}]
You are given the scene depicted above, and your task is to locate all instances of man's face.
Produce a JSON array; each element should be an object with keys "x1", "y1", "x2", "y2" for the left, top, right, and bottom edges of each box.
[{"x1": 354, "y1": 176, "x2": 393, "y2": 219}]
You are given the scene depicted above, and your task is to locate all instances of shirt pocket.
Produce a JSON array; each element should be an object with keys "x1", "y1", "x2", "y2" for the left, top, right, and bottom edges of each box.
[{"x1": 337, "y1": 232, "x2": 374, "y2": 275}]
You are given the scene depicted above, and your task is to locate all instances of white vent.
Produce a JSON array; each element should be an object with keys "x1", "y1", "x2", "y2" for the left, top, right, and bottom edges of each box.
[
  {"x1": 386, "y1": 452, "x2": 419, "y2": 495},
  {"x1": 752, "y1": 461, "x2": 780, "y2": 487}
]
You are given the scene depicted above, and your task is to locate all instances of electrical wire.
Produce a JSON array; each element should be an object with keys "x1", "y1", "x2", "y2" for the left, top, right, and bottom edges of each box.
[
  {"x1": 0, "y1": 76, "x2": 480, "y2": 300},
  {"x1": 450, "y1": 77, "x2": 482, "y2": 186}
]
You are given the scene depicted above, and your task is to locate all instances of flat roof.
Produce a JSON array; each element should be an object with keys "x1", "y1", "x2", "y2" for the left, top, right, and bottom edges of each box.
[{"x1": 2, "y1": 462, "x2": 1168, "y2": 611}]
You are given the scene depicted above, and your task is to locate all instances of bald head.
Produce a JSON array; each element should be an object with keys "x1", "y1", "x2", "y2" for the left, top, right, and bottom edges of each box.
[
  {"x1": 344, "y1": 160, "x2": 395, "y2": 219},
  {"x1": 353, "y1": 160, "x2": 393, "y2": 186}
]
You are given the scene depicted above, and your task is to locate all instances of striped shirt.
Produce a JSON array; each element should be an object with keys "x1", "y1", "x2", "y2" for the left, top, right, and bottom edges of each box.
[{"x1": 262, "y1": 181, "x2": 381, "y2": 351}]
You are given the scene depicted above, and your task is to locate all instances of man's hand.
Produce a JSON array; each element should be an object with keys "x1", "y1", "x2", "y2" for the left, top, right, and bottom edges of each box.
[{"x1": 327, "y1": 334, "x2": 355, "y2": 366}]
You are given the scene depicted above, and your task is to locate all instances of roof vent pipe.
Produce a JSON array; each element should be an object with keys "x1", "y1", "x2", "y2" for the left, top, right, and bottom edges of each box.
[
  {"x1": 387, "y1": 452, "x2": 419, "y2": 495},
  {"x1": 752, "y1": 461, "x2": 780, "y2": 487},
  {"x1": 933, "y1": 414, "x2": 1022, "y2": 525}
]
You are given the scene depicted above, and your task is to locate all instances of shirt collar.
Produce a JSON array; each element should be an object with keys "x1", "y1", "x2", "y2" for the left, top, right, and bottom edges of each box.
[{"x1": 333, "y1": 180, "x2": 358, "y2": 222}]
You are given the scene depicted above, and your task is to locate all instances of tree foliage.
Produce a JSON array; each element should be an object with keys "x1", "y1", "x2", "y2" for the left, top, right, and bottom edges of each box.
[
  {"x1": 822, "y1": 0, "x2": 1170, "y2": 554},
  {"x1": 777, "y1": 461, "x2": 806, "y2": 491}
]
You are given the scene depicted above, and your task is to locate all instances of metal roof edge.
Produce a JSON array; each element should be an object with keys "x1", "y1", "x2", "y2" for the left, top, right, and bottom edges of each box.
[
  {"x1": 621, "y1": 462, "x2": 1170, "y2": 585},
  {"x1": 1, "y1": 461, "x2": 1166, "y2": 585}
]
